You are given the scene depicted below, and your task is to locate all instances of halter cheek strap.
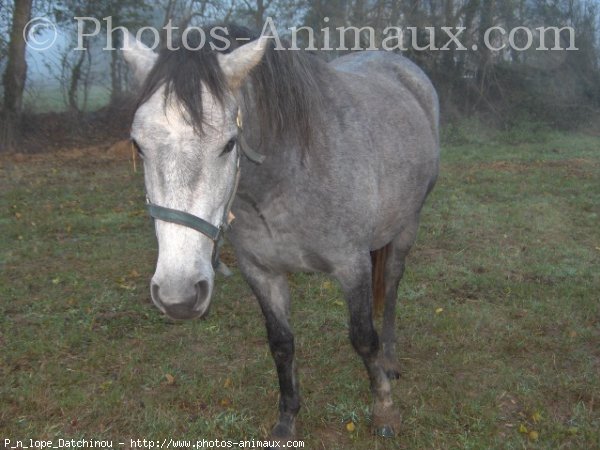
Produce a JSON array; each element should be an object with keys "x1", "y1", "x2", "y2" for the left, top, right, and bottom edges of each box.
[
  {"x1": 235, "y1": 109, "x2": 266, "y2": 164},
  {"x1": 146, "y1": 109, "x2": 264, "y2": 270}
]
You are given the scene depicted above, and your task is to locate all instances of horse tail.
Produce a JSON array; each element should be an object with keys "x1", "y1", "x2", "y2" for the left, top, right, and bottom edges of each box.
[{"x1": 371, "y1": 243, "x2": 391, "y2": 317}]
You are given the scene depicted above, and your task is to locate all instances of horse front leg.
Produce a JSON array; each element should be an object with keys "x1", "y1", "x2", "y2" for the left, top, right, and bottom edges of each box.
[
  {"x1": 240, "y1": 264, "x2": 299, "y2": 439},
  {"x1": 336, "y1": 254, "x2": 402, "y2": 437}
]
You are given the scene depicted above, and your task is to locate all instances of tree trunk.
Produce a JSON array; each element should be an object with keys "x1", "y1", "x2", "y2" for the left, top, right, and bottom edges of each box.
[
  {"x1": 1, "y1": 0, "x2": 32, "y2": 152},
  {"x1": 68, "y1": 49, "x2": 86, "y2": 112},
  {"x1": 477, "y1": 0, "x2": 494, "y2": 85},
  {"x1": 254, "y1": 0, "x2": 266, "y2": 29},
  {"x1": 110, "y1": 33, "x2": 123, "y2": 105}
]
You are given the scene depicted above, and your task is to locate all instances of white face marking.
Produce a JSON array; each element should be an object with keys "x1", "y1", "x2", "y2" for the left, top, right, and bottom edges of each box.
[{"x1": 131, "y1": 85, "x2": 239, "y2": 317}]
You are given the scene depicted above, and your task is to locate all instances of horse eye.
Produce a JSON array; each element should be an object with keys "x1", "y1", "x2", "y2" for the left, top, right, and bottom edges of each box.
[{"x1": 221, "y1": 138, "x2": 236, "y2": 156}]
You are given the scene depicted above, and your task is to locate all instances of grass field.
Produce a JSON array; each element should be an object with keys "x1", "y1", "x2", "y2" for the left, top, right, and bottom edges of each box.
[{"x1": 1, "y1": 128, "x2": 599, "y2": 449}]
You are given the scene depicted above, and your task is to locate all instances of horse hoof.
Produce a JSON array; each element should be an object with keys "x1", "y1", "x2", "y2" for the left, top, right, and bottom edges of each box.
[
  {"x1": 374, "y1": 425, "x2": 395, "y2": 438},
  {"x1": 271, "y1": 421, "x2": 294, "y2": 439},
  {"x1": 269, "y1": 422, "x2": 294, "y2": 450},
  {"x1": 373, "y1": 404, "x2": 401, "y2": 437}
]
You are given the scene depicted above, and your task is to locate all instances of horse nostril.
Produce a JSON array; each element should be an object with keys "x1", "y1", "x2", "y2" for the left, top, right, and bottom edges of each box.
[
  {"x1": 150, "y1": 281, "x2": 165, "y2": 311},
  {"x1": 196, "y1": 280, "x2": 209, "y2": 303}
]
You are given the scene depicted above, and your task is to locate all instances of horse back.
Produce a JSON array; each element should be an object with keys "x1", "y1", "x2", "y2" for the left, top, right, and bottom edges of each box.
[
  {"x1": 325, "y1": 52, "x2": 440, "y2": 249},
  {"x1": 330, "y1": 51, "x2": 439, "y2": 141}
]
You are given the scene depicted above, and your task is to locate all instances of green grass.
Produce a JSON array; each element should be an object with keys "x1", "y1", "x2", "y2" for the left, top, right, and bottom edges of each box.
[{"x1": 1, "y1": 130, "x2": 599, "y2": 449}]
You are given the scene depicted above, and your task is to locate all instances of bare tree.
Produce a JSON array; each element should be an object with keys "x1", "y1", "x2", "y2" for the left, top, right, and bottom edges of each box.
[
  {"x1": 1, "y1": 0, "x2": 32, "y2": 152},
  {"x1": 242, "y1": 0, "x2": 272, "y2": 29},
  {"x1": 0, "y1": 0, "x2": 14, "y2": 65}
]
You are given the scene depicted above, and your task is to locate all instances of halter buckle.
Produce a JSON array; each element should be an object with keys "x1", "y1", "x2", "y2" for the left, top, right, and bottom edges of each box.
[{"x1": 236, "y1": 109, "x2": 243, "y2": 129}]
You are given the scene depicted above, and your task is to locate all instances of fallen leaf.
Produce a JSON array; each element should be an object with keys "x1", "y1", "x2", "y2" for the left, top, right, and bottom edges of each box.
[
  {"x1": 223, "y1": 378, "x2": 233, "y2": 388},
  {"x1": 528, "y1": 430, "x2": 539, "y2": 441},
  {"x1": 165, "y1": 373, "x2": 175, "y2": 385},
  {"x1": 531, "y1": 411, "x2": 542, "y2": 423},
  {"x1": 435, "y1": 307, "x2": 444, "y2": 314},
  {"x1": 519, "y1": 424, "x2": 528, "y2": 434}
]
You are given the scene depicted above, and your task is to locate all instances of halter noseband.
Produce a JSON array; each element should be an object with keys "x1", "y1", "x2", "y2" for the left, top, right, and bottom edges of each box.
[{"x1": 145, "y1": 109, "x2": 265, "y2": 269}]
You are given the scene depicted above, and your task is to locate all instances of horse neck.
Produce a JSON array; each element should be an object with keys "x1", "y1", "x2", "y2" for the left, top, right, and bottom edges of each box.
[
  {"x1": 238, "y1": 52, "x2": 332, "y2": 162},
  {"x1": 238, "y1": 89, "x2": 304, "y2": 162}
]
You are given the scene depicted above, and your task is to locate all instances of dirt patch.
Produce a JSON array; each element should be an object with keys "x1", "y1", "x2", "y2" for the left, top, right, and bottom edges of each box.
[
  {"x1": 469, "y1": 158, "x2": 599, "y2": 177},
  {"x1": 16, "y1": 100, "x2": 135, "y2": 154},
  {"x1": 0, "y1": 140, "x2": 134, "y2": 164},
  {"x1": 412, "y1": 247, "x2": 448, "y2": 263},
  {"x1": 311, "y1": 425, "x2": 355, "y2": 450}
]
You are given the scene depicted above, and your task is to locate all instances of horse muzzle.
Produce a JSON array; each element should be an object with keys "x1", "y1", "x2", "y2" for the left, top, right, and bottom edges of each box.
[{"x1": 150, "y1": 278, "x2": 213, "y2": 320}]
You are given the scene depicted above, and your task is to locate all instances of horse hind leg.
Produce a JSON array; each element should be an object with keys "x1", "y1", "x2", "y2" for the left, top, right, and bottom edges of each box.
[
  {"x1": 336, "y1": 254, "x2": 401, "y2": 437},
  {"x1": 373, "y1": 222, "x2": 420, "y2": 380}
]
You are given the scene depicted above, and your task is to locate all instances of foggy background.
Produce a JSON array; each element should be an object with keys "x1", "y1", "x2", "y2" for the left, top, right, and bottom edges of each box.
[{"x1": 1, "y1": 0, "x2": 599, "y2": 153}]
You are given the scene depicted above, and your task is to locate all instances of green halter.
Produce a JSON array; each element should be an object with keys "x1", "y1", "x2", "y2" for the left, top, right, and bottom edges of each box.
[{"x1": 146, "y1": 109, "x2": 265, "y2": 269}]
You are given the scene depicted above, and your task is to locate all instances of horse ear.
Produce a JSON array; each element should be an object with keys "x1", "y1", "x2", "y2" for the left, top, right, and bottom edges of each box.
[
  {"x1": 122, "y1": 33, "x2": 158, "y2": 84},
  {"x1": 218, "y1": 36, "x2": 269, "y2": 89}
]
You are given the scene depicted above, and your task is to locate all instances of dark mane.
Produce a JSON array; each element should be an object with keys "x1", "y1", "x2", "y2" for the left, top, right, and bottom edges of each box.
[{"x1": 136, "y1": 24, "x2": 327, "y2": 150}]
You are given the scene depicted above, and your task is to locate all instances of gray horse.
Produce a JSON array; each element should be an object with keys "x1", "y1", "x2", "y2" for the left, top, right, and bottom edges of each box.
[{"x1": 123, "y1": 25, "x2": 439, "y2": 440}]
